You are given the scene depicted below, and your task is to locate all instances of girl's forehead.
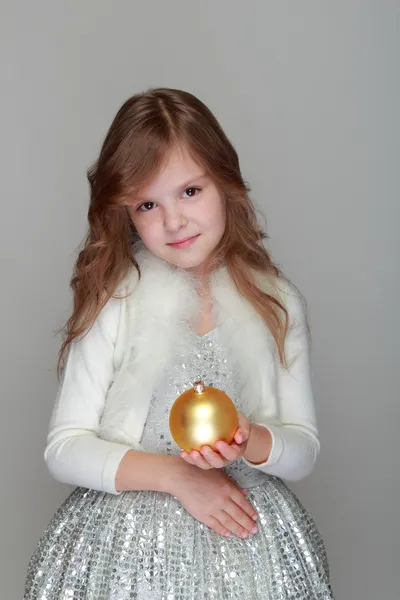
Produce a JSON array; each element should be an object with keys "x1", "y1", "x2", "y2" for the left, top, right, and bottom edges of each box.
[{"x1": 139, "y1": 147, "x2": 207, "y2": 196}]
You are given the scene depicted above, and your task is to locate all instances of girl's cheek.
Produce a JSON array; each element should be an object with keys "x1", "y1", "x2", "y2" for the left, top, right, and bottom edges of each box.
[{"x1": 135, "y1": 217, "x2": 156, "y2": 238}]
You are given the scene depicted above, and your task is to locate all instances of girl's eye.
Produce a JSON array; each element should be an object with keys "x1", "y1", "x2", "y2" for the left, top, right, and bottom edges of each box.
[
  {"x1": 136, "y1": 187, "x2": 200, "y2": 211},
  {"x1": 137, "y1": 201, "x2": 157, "y2": 212},
  {"x1": 182, "y1": 187, "x2": 201, "y2": 198}
]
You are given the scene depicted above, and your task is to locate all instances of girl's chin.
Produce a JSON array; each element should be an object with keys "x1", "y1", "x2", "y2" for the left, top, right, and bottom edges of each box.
[{"x1": 163, "y1": 254, "x2": 207, "y2": 274}]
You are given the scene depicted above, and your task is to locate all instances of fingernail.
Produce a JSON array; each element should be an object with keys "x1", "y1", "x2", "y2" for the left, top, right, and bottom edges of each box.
[
  {"x1": 252, "y1": 514, "x2": 258, "y2": 520},
  {"x1": 251, "y1": 526, "x2": 258, "y2": 534},
  {"x1": 241, "y1": 532, "x2": 248, "y2": 539}
]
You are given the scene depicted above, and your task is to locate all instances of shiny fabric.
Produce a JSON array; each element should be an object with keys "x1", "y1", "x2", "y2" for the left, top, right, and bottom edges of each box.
[{"x1": 25, "y1": 329, "x2": 333, "y2": 599}]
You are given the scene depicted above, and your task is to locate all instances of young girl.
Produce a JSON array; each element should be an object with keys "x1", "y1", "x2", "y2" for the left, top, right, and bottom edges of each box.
[{"x1": 24, "y1": 88, "x2": 334, "y2": 599}]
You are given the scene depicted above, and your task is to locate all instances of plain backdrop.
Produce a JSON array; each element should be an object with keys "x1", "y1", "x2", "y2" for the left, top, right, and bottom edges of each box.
[{"x1": 1, "y1": 2, "x2": 399, "y2": 598}]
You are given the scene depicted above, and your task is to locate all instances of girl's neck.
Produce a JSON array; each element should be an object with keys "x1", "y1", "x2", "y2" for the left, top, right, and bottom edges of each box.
[
  {"x1": 195, "y1": 277, "x2": 210, "y2": 298},
  {"x1": 183, "y1": 263, "x2": 211, "y2": 297},
  {"x1": 186, "y1": 269, "x2": 214, "y2": 336},
  {"x1": 193, "y1": 289, "x2": 215, "y2": 336}
]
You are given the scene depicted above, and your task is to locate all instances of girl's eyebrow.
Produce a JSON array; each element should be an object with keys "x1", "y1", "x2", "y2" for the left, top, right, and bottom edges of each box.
[
  {"x1": 135, "y1": 173, "x2": 208, "y2": 205},
  {"x1": 175, "y1": 172, "x2": 208, "y2": 192}
]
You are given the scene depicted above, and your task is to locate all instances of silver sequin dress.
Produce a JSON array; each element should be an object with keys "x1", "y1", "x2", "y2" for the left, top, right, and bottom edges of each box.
[{"x1": 25, "y1": 329, "x2": 334, "y2": 599}]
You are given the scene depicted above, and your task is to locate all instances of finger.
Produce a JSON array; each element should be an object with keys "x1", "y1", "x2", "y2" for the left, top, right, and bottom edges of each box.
[
  {"x1": 215, "y1": 441, "x2": 241, "y2": 461},
  {"x1": 225, "y1": 501, "x2": 259, "y2": 536},
  {"x1": 205, "y1": 516, "x2": 231, "y2": 537},
  {"x1": 180, "y1": 451, "x2": 196, "y2": 465},
  {"x1": 218, "y1": 509, "x2": 256, "y2": 539},
  {"x1": 229, "y1": 442, "x2": 243, "y2": 452},
  {"x1": 233, "y1": 429, "x2": 249, "y2": 444},
  {"x1": 231, "y1": 489, "x2": 258, "y2": 521},
  {"x1": 200, "y1": 446, "x2": 228, "y2": 469},
  {"x1": 190, "y1": 450, "x2": 214, "y2": 470},
  {"x1": 217, "y1": 511, "x2": 249, "y2": 539},
  {"x1": 237, "y1": 412, "x2": 249, "y2": 428}
]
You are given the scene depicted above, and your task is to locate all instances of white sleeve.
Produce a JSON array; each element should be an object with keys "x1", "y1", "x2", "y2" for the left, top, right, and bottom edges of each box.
[
  {"x1": 243, "y1": 285, "x2": 320, "y2": 481},
  {"x1": 44, "y1": 296, "x2": 133, "y2": 495}
]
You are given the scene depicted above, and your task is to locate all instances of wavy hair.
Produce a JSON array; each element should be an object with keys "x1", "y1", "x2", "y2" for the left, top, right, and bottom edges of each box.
[{"x1": 57, "y1": 88, "x2": 298, "y2": 378}]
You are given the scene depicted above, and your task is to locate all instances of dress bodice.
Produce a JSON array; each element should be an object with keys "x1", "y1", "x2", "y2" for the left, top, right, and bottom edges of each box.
[{"x1": 140, "y1": 328, "x2": 269, "y2": 488}]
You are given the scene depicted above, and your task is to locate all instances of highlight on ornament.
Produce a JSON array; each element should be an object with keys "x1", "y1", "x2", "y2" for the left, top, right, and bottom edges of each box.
[{"x1": 169, "y1": 380, "x2": 239, "y2": 452}]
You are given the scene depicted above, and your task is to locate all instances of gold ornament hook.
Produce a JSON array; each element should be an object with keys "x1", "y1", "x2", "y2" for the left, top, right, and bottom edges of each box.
[{"x1": 193, "y1": 380, "x2": 205, "y2": 393}]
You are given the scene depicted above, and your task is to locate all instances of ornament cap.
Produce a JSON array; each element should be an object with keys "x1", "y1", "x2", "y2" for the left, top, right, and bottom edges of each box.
[{"x1": 193, "y1": 380, "x2": 205, "y2": 393}]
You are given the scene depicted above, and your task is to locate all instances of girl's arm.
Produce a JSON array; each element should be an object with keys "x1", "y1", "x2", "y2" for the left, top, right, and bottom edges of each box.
[
  {"x1": 44, "y1": 294, "x2": 169, "y2": 495},
  {"x1": 242, "y1": 284, "x2": 320, "y2": 481}
]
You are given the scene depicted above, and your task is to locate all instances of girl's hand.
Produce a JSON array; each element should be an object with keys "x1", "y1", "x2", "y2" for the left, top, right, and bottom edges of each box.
[
  {"x1": 171, "y1": 462, "x2": 259, "y2": 538},
  {"x1": 180, "y1": 412, "x2": 252, "y2": 470}
]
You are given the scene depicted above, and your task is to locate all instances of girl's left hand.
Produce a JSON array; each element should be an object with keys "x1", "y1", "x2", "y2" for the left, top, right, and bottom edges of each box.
[{"x1": 179, "y1": 412, "x2": 252, "y2": 470}]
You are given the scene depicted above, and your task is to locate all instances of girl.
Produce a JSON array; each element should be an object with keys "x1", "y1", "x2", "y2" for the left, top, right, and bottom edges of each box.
[{"x1": 24, "y1": 88, "x2": 334, "y2": 599}]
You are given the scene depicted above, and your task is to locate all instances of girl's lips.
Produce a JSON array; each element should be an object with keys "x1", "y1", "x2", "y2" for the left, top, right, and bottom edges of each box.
[{"x1": 167, "y1": 234, "x2": 200, "y2": 249}]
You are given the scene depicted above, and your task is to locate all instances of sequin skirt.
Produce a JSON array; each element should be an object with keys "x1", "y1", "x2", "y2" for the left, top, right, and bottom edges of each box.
[{"x1": 24, "y1": 475, "x2": 333, "y2": 600}]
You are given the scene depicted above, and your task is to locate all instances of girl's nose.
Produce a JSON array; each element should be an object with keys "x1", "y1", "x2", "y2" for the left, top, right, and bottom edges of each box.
[{"x1": 164, "y1": 207, "x2": 187, "y2": 233}]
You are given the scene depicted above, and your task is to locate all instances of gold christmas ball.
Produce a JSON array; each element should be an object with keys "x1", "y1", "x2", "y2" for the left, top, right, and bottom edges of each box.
[{"x1": 169, "y1": 380, "x2": 239, "y2": 452}]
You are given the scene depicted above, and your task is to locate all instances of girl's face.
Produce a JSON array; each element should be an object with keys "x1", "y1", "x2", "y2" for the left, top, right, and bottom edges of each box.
[{"x1": 127, "y1": 146, "x2": 226, "y2": 275}]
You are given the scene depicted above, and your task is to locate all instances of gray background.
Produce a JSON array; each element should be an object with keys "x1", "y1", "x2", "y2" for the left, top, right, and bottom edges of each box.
[{"x1": 1, "y1": 1, "x2": 399, "y2": 598}]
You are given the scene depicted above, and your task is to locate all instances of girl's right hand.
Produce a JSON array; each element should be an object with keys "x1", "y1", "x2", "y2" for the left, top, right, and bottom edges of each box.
[{"x1": 170, "y1": 463, "x2": 259, "y2": 538}]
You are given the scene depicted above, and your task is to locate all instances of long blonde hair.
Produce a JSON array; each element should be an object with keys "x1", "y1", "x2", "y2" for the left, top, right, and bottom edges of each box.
[{"x1": 57, "y1": 88, "x2": 295, "y2": 378}]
